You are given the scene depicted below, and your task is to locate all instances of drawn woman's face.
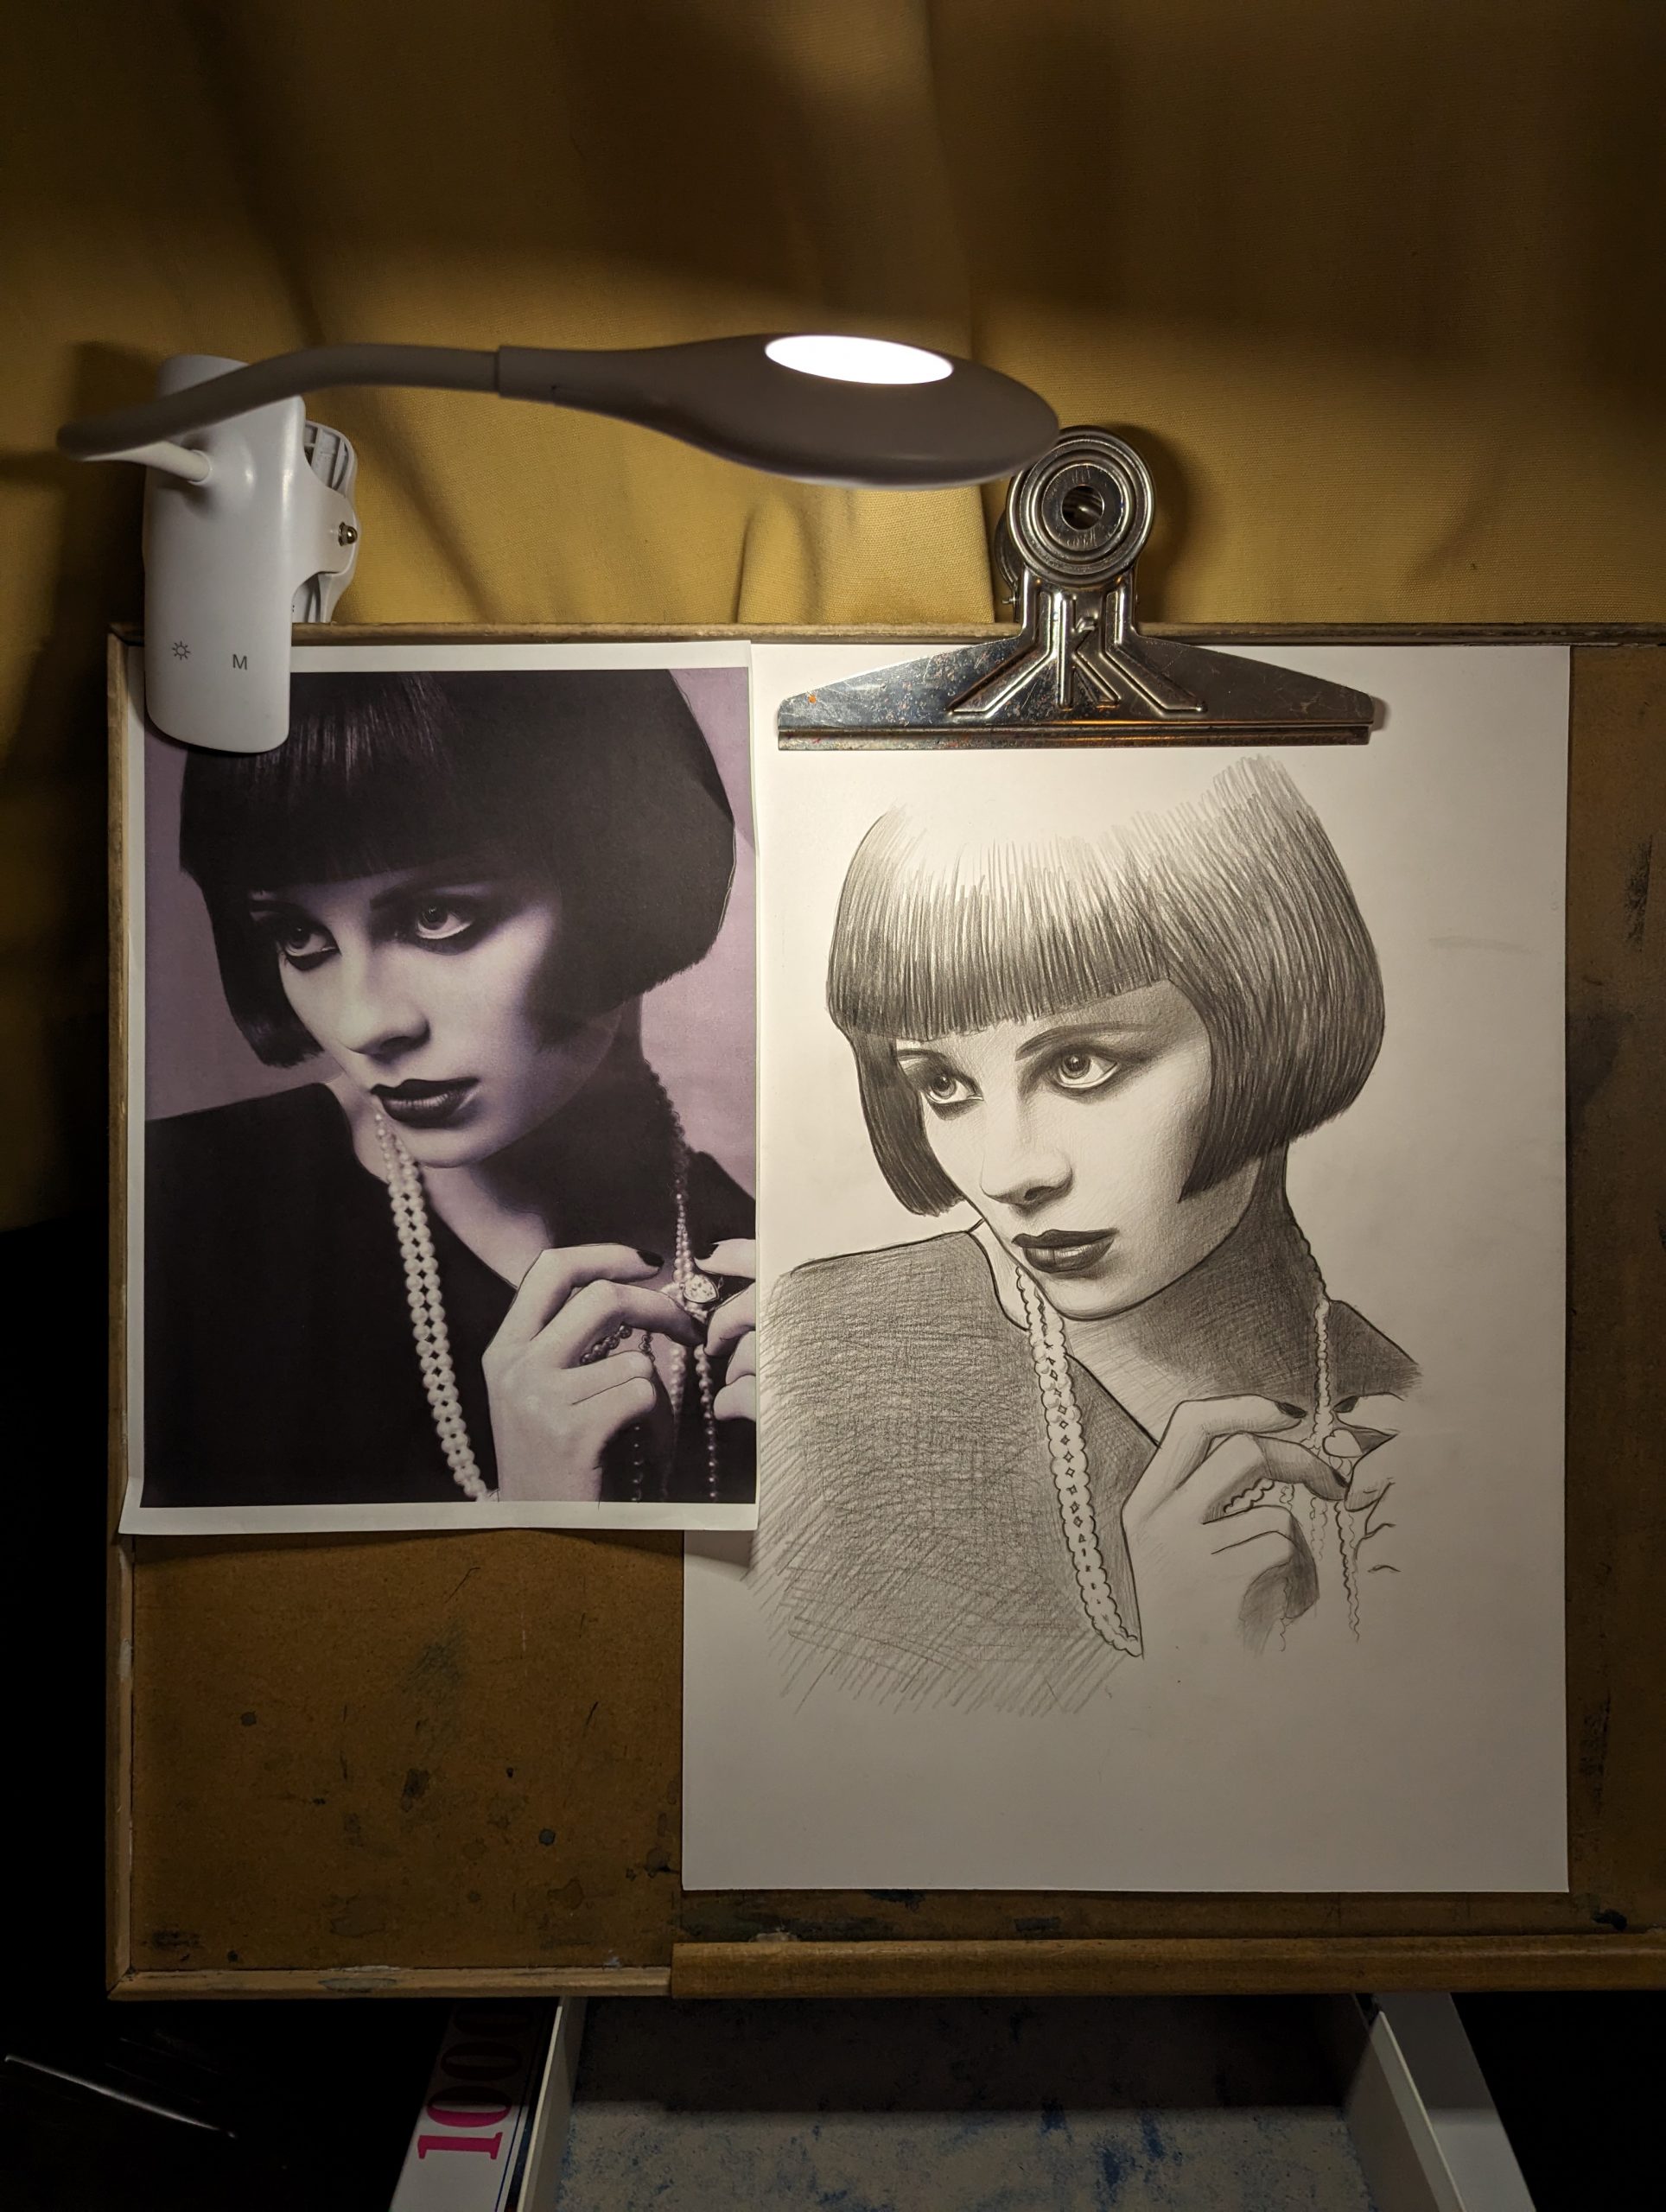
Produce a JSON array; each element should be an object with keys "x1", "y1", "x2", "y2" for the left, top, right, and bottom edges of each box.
[
  {"x1": 896, "y1": 981, "x2": 1257, "y2": 1320},
  {"x1": 251, "y1": 862, "x2": 615, "y2": 1167}
]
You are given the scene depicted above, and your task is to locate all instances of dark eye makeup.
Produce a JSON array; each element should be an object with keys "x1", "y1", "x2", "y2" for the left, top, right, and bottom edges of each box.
[
  {"x1": 897, "y1": 1054, "x2": 978, "y2": 1114},
  {"x1": 1038, "y1": 1042, "x2": 1121, "y2": 1094},
  {"x1": 897, "y1": 1033, "x2": 1137, "y2": 1116},
  {"x1": 249, "y1": 883, "x2": 509, "y2": 971},
  {"x1": 403, "y1": 893, "x2": 494, "y2": 946},
  {"x1": 249, "y1": 909, "x2": 335, "y2": 972}
]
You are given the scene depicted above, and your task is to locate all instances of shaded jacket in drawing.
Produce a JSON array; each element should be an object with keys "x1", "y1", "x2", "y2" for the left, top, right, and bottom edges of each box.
[{"x1": 760, "y1": 1167, "x2": 1416, "y2": 1714}]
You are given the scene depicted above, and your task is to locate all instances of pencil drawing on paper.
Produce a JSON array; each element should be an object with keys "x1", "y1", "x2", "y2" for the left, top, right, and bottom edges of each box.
[{"x1": 760, "y1": 755, "x2": 1418, "y2": 1713}]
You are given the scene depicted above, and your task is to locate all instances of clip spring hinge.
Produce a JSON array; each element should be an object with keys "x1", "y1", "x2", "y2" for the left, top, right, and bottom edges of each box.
[{"x1": 779, "y1": 425, "x2": 1377, "y2": 748}]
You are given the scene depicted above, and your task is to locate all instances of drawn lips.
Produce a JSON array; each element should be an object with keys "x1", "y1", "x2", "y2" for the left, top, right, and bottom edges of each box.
[
  {"x1": 372, "y1": 1077, "x2": 478, "y2": 1128},
  {"x1": 1015, "y1": 1230, "x2": 1116, "y2": 1278}
]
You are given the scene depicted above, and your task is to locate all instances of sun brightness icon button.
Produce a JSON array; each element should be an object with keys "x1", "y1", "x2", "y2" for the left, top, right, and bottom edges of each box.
[{"x1": 171, "y1": 640, "x2": 190, "y2": 659}]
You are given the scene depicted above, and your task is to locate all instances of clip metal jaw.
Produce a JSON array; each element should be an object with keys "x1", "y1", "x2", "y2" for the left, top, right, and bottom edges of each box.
[{"x1": 779, "y1": 426, "x2": 1378, "y2": 747}]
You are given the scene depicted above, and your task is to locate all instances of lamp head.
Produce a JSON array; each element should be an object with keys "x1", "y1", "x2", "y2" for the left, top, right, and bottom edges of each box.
[{"x1": 498, "y1": 332, "x2": 1057, "y2": 489}]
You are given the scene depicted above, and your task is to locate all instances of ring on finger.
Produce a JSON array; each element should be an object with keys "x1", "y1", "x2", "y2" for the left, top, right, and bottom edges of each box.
[{"x1": 677, "y1": 1271, "x2": 722, "y2": 1319}]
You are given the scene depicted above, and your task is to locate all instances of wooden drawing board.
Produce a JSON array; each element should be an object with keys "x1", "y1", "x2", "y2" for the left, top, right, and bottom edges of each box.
[{"x1": 110, "y1": 626, "x2": 1666, "y2": 1998}]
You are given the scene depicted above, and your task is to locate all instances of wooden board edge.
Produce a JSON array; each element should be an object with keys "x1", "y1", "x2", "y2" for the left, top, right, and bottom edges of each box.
[
  {"x1": 110, "y1": 1966, "x2": 671, "y2": 2000},
  {"x1": 106, "y1": 1548, "x2": 133, "y2": 1994},
  {"x1": 106, "y1": 632, "x2": 134, "y2": 1995},
  {"x1": 290, "y1": 623, "x2": 1665, "y2": 645},
  {"x1": 111, "y1": 623, "x2": 1663, "y2": 1992},
  {"x1": 1562, "y1": 645, "x2": 1666, "y2": 1910},
  {"x1": 670, "y1": 1935, "x2": 1666, "y2": 1999},
  {"x1": 111, "y1": 621, "x2": 1666, "y2": 648}
]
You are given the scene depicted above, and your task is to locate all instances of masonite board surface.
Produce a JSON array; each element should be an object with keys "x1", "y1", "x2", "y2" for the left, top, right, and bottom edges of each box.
[{"x1": 111, "y1": 631, "x2": 1665, "y2": 1996}]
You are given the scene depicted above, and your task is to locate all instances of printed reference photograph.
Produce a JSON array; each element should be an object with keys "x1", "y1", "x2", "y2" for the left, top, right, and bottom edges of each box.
[{"x1": 124, "y1": 651, "x2": 757, "y2": 1533}]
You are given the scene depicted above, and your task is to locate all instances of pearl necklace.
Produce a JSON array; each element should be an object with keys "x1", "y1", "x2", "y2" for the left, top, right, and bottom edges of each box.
[
  {"x1": 1013, "y1": 1266, "x2": 1141, "y2": 1655},
  {"x1": 375, "y1": 1109, "x2": 488, "y2": 1499},
  {"x1": 1014, "y1": 1256, "x2": 1363, "y2": 1654},
  {"x1": 372, "y1": 1095, "x2": 723, "y2": 1503}
]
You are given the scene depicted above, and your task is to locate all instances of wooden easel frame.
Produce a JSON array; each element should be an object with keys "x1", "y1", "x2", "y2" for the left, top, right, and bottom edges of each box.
[{"x1": 109, "y1": 623, "x2": 1666, "y2": 1999}]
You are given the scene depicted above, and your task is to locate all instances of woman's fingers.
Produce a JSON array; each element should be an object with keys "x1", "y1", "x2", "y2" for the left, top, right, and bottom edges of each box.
[
  {"x1": 690, "y1": 1247, "x2": 752, "y2": 1362},
  {"x1": 488, "y1": 1351, "x2": 659, "y2": 1503},
  {"x1": 1209, "y1": 1502, "x2": 1302, "y2": 1557},
  {"x1": 705, "y1": 1287, "x2": 756, "y2": 1363},
  {"x1": 715, "y1": 1326, "x2": 756, "y2": 1383},
  {"x1": 541, "y1": 1278, "x2": 700, "y2": 1367},
  {"x1": 713, "y1": 1373, "x2": 756, "y2": 1424},
  {"x1": 1128, "y1": 1395, "x2": 1300, "y2": 1518},
  {"x1": 494, "y1": 1243, "x2": 660, "y2": 1352},
  {"x1": 564, "y1": 1347, "x2": 656, "y2": 1404},
  {"x1": 570, "y1": 1370, "x2": 660, "y2": 1455},
  {"x1": 1186, "y1": 1433, "x2": 1288, "y2": 1522},
  {"x1": 697, "y1": 1239, "x2": 757, "y2": 1283},
  {"x1": 1199, "y1": 1435, "x2": 1345, "y2": 1522},
  {"x1": 1262, "y1": 1436, "x2": 1351, "y2": 1503}
]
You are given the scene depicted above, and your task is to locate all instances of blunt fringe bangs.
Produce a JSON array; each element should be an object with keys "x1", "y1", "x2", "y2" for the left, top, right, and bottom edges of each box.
[
  {"x1": 179, "y1": 669, "x2": 735, "y2": 1066},
  {"x1": 828, "y1": 756, "x2": 1383, "y2": 1211}
]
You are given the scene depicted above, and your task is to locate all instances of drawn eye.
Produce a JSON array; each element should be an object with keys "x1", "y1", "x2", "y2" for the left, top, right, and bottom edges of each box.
[
  {"x1": 913, "y1": 1065, "x2": 976, "y2": 1109},
  {"x1": 1049, "y1": 1046, "x2": 1117, "y2": 1093}
]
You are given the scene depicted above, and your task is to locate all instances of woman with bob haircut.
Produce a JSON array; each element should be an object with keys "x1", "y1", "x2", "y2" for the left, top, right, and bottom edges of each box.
[
  {"x1": 145, "y1": 668, "x2": 756, "y2": 1510},
  {"x1": 761, "y1": 755, "x2": 1415, "y2": 1710}
]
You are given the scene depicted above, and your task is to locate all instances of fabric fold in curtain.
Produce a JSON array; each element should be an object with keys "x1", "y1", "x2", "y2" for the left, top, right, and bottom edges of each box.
[{"x1": 2, "y1": 0, "x2": 1662, "y2": 1224}]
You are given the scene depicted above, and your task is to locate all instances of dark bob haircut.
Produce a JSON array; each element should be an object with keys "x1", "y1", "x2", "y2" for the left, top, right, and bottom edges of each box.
[
  {"x1": 180, "y1": 669, "x2": 735, "y2": 1067},
  {"x1": 828, "y1": 754, "x2": 1383, "y2": 1210}
]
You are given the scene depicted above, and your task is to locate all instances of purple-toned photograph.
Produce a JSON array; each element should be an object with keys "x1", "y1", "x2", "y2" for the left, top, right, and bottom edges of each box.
[{"x1": 124, "y1": 651, "x2": 755, "y2": 1531}]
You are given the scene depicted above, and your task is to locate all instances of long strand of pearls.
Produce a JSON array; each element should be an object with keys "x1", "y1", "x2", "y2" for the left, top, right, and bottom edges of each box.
[
  {"x1": 373, "y1": 1108, "x2": 490, "y2": 1501},
  {"x1": 1017, "y1": 1236, "x2": 1367, "y2": 1649},
  {"x1": 1014, "y1": 1265, "x2": 1141, "y2": 1656},
  {"x1": 661, "y1": 1083, "x2": 722, "y2": 1503},
  {"x1": 1291, "y1": 1223, "x2": 1364, "y2": 1638},
  {"x1": 372, "y1": 1095, "x2": 723, "y2": 1504}
]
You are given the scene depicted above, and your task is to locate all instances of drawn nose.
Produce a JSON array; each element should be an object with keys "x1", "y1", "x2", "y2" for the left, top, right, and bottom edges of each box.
[{"x1": 978, "y1": 1107, "x2": 1071, "y2": 1213}]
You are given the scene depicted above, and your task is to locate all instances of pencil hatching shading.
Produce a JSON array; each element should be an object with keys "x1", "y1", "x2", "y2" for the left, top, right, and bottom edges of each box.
[{"x1": 760, "y1": 756, "x2": 1416, "y2": 1711}]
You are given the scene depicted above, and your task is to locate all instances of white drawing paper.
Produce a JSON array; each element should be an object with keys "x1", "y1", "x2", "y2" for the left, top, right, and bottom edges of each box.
[{"x1": 684, "y1": 643, "x2": 1568, "y2": 1892}]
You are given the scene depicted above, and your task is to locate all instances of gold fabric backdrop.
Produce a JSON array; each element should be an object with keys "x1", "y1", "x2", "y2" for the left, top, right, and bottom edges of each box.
[{"x1": 3, "y1": 0, "x2": 1662, "y2": 1226}]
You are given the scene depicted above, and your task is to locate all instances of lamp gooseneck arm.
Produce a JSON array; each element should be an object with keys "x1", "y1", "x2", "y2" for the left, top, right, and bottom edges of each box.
[{"x1": 56, "y1": 344, "x2": 499, "y2": 460}]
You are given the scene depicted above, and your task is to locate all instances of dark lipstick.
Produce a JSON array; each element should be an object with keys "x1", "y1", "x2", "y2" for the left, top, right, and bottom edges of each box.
[
  {"x1": 372, "y1": 1077, "x2": 479, "y2": 1129},
  {"x1": 1014, "y1": 1228, "x2": 1117, "y2": 1279}
]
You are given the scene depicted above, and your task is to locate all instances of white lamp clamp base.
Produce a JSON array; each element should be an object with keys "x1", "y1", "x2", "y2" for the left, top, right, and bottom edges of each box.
[{"x1": 121, "y1": 355, "x2": 361, "y2": 753}]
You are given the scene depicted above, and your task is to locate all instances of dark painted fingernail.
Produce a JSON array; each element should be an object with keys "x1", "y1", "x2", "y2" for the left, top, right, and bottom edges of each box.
[
  {"x1": 1274, "y1": 1402, "x2": 1306, "y2": 1419},
  {"x1": 638, "y1": 1249, "x2": 664, "y2": 1268}
]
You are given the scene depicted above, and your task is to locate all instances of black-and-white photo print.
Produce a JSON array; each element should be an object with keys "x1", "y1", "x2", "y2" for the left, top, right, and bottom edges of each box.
[{"x1": 123, "y1": 647, "x2": 757, "y2": 1531}]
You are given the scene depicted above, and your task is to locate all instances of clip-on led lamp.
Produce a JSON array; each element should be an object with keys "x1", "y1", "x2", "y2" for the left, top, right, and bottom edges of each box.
[{"x1": 57, "y1": 335, "x2": 1058, "y2": 753}]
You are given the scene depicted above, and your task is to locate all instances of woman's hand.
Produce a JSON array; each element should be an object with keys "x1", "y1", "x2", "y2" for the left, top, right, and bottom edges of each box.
[
  {"x1": 697, "y1": 1239, "x2": 758, "y2": 1424},
  {"x1": 1122, "y1": 1395, "x2": 1328, "y2": 1656},
  {"x1": 483, "y1": 1244, "x2": 700, "y2": 1503}
]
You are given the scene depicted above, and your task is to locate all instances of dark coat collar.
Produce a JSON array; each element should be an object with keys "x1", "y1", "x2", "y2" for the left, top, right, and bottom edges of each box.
[{"x1": 963, "y1": 1157, "x2": 1417, "y2": 1440}]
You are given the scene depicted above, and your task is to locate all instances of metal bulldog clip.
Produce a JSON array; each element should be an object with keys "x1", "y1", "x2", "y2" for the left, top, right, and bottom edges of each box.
[{"x1": 777, "y1": 424, "x2": 1378, "y2": 747}]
